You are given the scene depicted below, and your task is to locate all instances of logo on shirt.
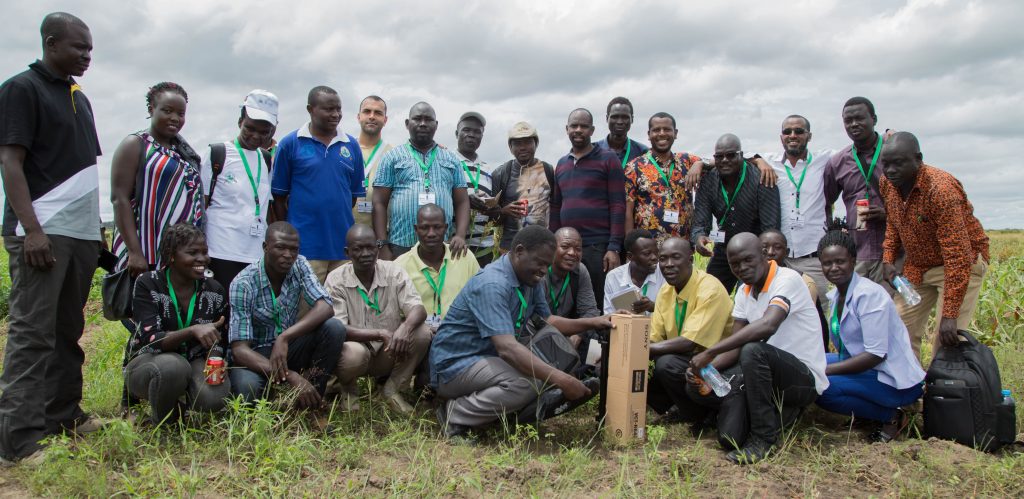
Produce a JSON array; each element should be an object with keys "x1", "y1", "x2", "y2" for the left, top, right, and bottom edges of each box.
[
  {"x1": 340, "y1": 147, "x2": 352, "y2": 159},
  {"x1": 223, "y1": 173, "x2": 237, "y2": 184}
]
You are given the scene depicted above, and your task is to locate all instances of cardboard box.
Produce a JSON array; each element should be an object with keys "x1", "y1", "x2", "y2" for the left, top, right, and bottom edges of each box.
[{"x1": 605, "y1": 314, "x2": 650, "y2": 445}]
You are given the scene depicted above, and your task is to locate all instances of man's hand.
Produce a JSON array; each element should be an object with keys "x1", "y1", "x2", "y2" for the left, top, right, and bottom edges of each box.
[
  {"x1": 501, "y1": 200, "x2": 527, "y2": 219},
  {"x1": 684, "y1": 162, "x2": 704, "y2": 191},
  {"x1": 603, "y1": 250, "x2": 620, "y2": 272},
  {"x1": 269, "y1": 337, "x2": 290, "y2": 382},
  {"x1": 684, "y1": 367, "x2": 700, "y2": 386},
  {"x1": 695, "y1": 236, "x2": 713, "y2": 257},
  {"x1": 286, "y1": 371, "x2": 322, "y2": 409},
  {"x1": 24, "y1": 230, "x2": 56, "y2": 270},
  {"x1": 385, "y1": 326, "x2": 412, "y2": 359},
  {"x1": 862, "y1": 205, "x2": 886, "y2": 222},
  {"x1": 376, "y1": 329, "x2": 394, "y2": 351},
  {"x1": 379, "y1": 245, "x2": 394, "y2": 261},
  {"x1": 126, "y1": 249, "x2": 149, "y2": 277},
  {"x1": 588, "y1": 314, "x2": 614, "y2": 330},
  {"x1": 882, "y1": 263, "x2": 898, "y2": 284},
  {"x1": 753, "y1": 158, "x2": 778, "y2": 187},
  {"x1": 554, "y1": 372, "x2": 591, "y2": 401},
  {"x1": 449, "y1": 236, "x2": 468, "y2": 259},
  {"x1": 192, "y1": 316, "x2": 225, "y2": 349},
  {"x1": 938, "y1": 317, "x2": 961, "y2": 347},
  {"x1": 632, "y1": 297, "x2": 655, "y2": 314},
  {"x1": 467, "y1": 193, "x2": 489, "y2": 212},
  {"x1": 689, "y1": 350, "x2": 713, "y2": 373}
]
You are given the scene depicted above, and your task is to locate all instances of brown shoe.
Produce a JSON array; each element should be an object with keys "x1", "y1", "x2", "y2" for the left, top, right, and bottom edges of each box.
[
  {"x1": 0, "y1": 448, "x2": 46, "y2": 468},
  {"x1": 383, "y1": 392, "x2": 414, "y2": 415},
  {"x1": 67, "y1": 415, "x2": 108, "y2": 436}
]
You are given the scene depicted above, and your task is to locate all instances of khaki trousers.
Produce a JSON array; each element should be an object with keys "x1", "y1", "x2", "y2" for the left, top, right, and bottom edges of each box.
[
  {"x1": 896, "y1": 256, "x2": 988, "y2": 358},
  {"x1": 335, "y1": 324, "x2": 432, "y2": 395}
]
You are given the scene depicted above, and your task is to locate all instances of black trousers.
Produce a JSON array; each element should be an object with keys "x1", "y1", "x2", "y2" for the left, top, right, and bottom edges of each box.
[
  {"x1": 208, "y1": 258, "x2": 251, "y2": 292},
  {"x1": 705, "y1": 245, "x2": 738, "y2": 295},
  {"x1": 581, "y1": 243, "x2": 609, "y2": 308}
]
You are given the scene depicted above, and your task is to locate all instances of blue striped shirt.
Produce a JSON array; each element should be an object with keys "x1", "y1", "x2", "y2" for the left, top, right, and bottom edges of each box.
[
  {"x1": 373, "y1": 142, "x2": 467, "y2": 247},
  {"x1": 228, "y1": 256, "x2": 331, "y2": 349}
]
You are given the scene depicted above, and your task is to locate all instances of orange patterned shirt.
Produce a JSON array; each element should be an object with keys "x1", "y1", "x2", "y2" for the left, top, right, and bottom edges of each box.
[
  {"x1": 624, "y1": 151, "x2": 697, "y2": 240},
  {"x1": 880, "y1": 164, "x2": 989, "y2": 318}
]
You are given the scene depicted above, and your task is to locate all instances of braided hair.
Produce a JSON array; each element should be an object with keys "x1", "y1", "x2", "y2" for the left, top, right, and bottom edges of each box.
[
  {"x1": 817, "y1": 217, "x2": 857, "y2": 259},
  {"x1": 158, "y1": 223, "x2": 205, "y2": 269},
  {"x1": 146, "y1": 82, "x2": 188, "y2": 116}
]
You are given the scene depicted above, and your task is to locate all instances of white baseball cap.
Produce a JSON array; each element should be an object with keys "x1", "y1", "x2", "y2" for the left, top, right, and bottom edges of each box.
[{"x1": 242, "y1": 89, "x2": 279, "y2": 126}]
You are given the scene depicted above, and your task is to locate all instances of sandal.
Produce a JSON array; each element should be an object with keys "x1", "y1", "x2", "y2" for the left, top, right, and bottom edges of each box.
[{"x1": 868, "y1": 408, "x2": 909, "y2": 443}]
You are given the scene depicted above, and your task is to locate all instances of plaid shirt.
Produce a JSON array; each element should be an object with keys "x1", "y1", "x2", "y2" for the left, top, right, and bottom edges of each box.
[{"x1": 228, "y1": 255, "x2": 331, "y2": 349}]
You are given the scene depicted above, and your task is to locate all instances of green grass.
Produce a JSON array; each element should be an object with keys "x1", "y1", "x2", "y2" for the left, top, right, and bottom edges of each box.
[{"x1": 1, "y1": 232, "x2": 1023, "y2": 496}]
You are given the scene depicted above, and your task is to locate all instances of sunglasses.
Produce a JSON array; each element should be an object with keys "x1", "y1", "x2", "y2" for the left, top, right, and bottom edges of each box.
[
  {"x1": 781, "y1": 128, "x2": 807, "y2": 136},
  {"x1": 712, "y1": 151, "x2": 742, "y2": 161}
]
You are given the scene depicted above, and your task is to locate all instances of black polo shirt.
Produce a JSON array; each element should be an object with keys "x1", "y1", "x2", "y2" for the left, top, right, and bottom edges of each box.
[{"x1": 0, "y1": 60, "x2": 101, "y2": 240}]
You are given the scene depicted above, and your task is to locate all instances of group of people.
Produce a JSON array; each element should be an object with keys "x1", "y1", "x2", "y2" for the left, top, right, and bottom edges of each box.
[{"x1": 0, "y1": 12, "x2": 991, "y2": 466}]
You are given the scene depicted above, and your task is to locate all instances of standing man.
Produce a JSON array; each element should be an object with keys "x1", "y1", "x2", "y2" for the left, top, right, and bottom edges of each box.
[
  {"x1": 0, "y1": 12, "x2": 104, "y2": 464},
  {"x1": 603, "y1": 229, "x2": 666, "y2": 314},
  {"x1": 491, "y1": 122, "x2": 555, "y2": 250},
  {"x1": 824, "y1": 97, "x2": 889, "y2": 286},
  {"x1": 550, "y1": 108, "x2": 626, "y2": 308},
  {"x1": 692, "y1": 134, "x2": 781, "y2": 294},
  {"x1": 353, "y1": 95, "x2": 394, "y2": 228},
  {"x1": 624, "y1": 112, "x2": 701, "y2": 241},
  {"x1": 454, "y1": 111, "x2": 498, "y2": 266},
  {"x1": 595, "y1": 96, "x2": 648, "y2": 169},
  {"x1": 373, "y1": 101, "x2": 470, "y2": 260},
  {"x1": 762, "y1": 115, "x2": 833, "y2": 306},
  {"x1": 271, "y1": 86, "x2": 364, "y2": 283},
  {"x1": 879, "y1": 132, "x2": 989, "y2": 357}
]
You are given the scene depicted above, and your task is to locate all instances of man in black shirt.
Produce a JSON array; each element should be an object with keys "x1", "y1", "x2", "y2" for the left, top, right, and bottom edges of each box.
[{"x1": 0, "y1": 12, "x2": 104, "y2": 464}]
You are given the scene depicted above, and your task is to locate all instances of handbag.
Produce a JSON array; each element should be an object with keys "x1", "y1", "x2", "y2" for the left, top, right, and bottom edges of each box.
[{"x1": 101, "y1": 269, "x2": 134, "y2": 320}]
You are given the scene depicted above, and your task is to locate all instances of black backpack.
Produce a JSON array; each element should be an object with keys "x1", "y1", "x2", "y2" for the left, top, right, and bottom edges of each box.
[
  {"x1": 923, "y1": 330, "x2": 1005, "y2": 452},
  {"x1": 207, "y1": 142, "x2": 273, "y2": 202}
]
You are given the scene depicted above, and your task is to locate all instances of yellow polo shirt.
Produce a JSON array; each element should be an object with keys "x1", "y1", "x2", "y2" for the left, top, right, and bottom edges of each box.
[
  {"x1": 650, "y1": 268, "x2": 734, "y2": 348},
  {"x1": 395, "y1": 243, "x2": 480, "y2": 318}
]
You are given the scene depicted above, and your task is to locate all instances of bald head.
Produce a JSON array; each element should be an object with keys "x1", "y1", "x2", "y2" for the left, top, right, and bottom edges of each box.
[
  {"x1": 880, "y1": 131, "x2": 924, "y2": 189},
  {"x1": 885, "y1": 131, "x2": 921, "y2": 154},
  {"x1": 40, "y1": 12, "x2": 87, "y2": 43},
  {"x1": 715, "y1": 133, "x2": 742, "y2": 151},
  {"x1": 554, "y1": 227, "x2": 581, "y2": 242},
  {"x1": 409, "y1": 101, "x2": 435, "y2": 119},
  {"x1": 725, "y1": 232, "x2": 768, "y2": 286},
  {"x1": 265, "y1": 221, "x2": 298, "y2": 242},
  {"x1": 416, "y1": 203, "x2": 445, "y2": 224},
  {"x1": 661, "y1": 237, "x2": 692, "y2": 257},
  {"x1": 406, "y1": 101, "x2": 438, "y2": 147},
  {"x1": 567, "y1": 108, "x2": 594, "y2": 124},
  {"x1": 346, "y1": 223, "x2": 376, "y2": 244}
]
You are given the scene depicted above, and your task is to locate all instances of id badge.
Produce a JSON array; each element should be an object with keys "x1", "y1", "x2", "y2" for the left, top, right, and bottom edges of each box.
[
  {"x1": 790, "y1": 213, "x2": 805, "y2": 229},
  {"x1": 663, "y1": 210, "x2": 680, "y2": 223},
  {"x1": 249, "y1": 221, "x2": 264, "y2": 237},
  {"x1": 474, "y1": 213, "x2": 490, "y2": 223},
  {"x1": 426, "y1": 314, "x2": 442, "y2": 332},
  {"x1": 418, "y1": 192, "x2": 436, "y2": 206},
  {"x1": 357, "y1": 201, "x2": 373, "y2": 213},
  {"x1": 709, "y1": 230, "x2": 725, "y2": 244}
]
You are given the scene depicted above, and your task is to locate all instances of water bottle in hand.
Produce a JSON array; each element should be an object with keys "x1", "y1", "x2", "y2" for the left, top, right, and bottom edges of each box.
[
  {"x1": 892, "y1": 275, "x2": 921, "y2": 306},
  {"x1": 700, "y1": 365, "x2": 732, "y2": 397}
]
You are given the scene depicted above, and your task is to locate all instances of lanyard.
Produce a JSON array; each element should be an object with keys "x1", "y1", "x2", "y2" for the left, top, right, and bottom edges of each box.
[
  {"x1": 357, "y1": 287, "x2": 382, "y2": 315},
  {"x1": 514, "y1": 288, "x2": 527, "y2": 330},
  {"x1": 784, "y1": 152, "x2": 812, "y2": 210},
  {"x1": 830, "y1": 301, "x2": 847, "y2": 358},
  {"x1": 641, "y1": 282, "x2": 649, "y2": 297},
  {"x1": 233, "y1": 139, "x2": 263, "y2": 218},
  {"x1": 548, "y1": 267, "x2": 570, "y2": 311},
  {"x1": 620, "y1": 140, "x2": 632, "y2": 169},
  {"x1": 851, "y1": 135, "x2": 881, "y2": 200},
  {"x1": 422, "y1": 261, "x2": 448, "y2": 315},
  {"x1": 165, "y1": 269, "x2": 198, "y2": 331},
  {"x1": 718, "y1": 161, "x2": 748, "y2": 227},
  {"x1": 646, "y1": 152, "x2": 675, "y2": 200},
  {"x1": 268, "y1": 284, "x2": 284, "y2": 334},
  {"x1": 674, "y1": 299, "x2": 688, "y2": 337},
  {"x1": 461, "y1": 161, "x2": 481, "y2": 191},
  {"x1": 407, "y1": 144, "x2": 438, "y2": 191},
  {"x1": 362, "y1": 140, "x2": 383, "y2": 188}
]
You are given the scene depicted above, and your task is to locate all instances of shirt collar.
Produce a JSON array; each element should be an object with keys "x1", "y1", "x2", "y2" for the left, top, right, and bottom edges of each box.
[
  {"x1": 496, "y1": 254, "x2": 525, "y2": 288},
  {"x1": 336, "y1": 260, "x2": 388, "y2": 292},
  {"x1": 29, "y1": 60, "x2": 74, "y2": 84},
  {"x1": 743, "y1": 260, "x2": 779, "y2": 296},
  {"x1": 455, "y1": 150, "x2": 484, "y2": 166},
  {"x1": 569, "y1": 144, "x2": 600, "y2": 161},
  {"x1": 409, "y1": 243, "x2": 451, "y2": 271},
  {"x1": 297, "y1": 121, "x2": 349, "y2": 145}
]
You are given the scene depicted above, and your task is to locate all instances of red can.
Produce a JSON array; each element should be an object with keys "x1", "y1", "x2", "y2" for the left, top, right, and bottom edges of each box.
[
  {"x1": 855, "y1": 199, "x2": 870, "y2": 231},
  {"x1": 205, "y1": 357, "x2": 225, "y2": 385}
]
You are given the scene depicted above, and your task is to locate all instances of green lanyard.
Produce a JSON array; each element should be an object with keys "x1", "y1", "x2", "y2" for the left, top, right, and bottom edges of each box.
[
  {"x1": 620, "y1": 140, "x2": 632, "y2": 169},
  {"x1": 514, "y1": 288, "x2": 527, "y2": 331},
  {"x1": 646, "y1": 152, "x2": 675, "y2": 200},
  {"x1": 674, "y1": 299, "x2": 688, "y2": 337},
  {"x1": 357, "y1": 287, "x2": 382, "y2": 315},
  {"x1": 422, "y1": 261, "x2": 448, "y2": 315},
  {"x1": 461, "y1": 161, "x2": 480, "y2": 191},
  {"x1": 362, "y1": 140, "x2": 383, "y2": 188},
  {"x1": 548, "y1": 267, "x2": 570, "y2": 311},
  {"x1": 830, "y1": 301, "x2": 847, "y2": 358},
  {"x1": 851, "y1": 135, "x2": 881, "y2": 200},
  {"x1": 718, "y1": 161, "x2": 748, "y2": 227},
  {"x1": 268, "y1": 285, "x2": 283, "y2": 334},
  {"x1": 233, "y1": 139, "x2": 263, "y2": 218},
  {"x1": 784, "y1": 152, "x2": 812, "y2": 210},
  {"x1": 406, "y1": 144, "x2": 438, "y2": 191},
  {"x1": 641, "y1": 282, "x2": 649, "y2": 297},
  {"x1": 165, "y1": 269, "x2": 197, "y2": 331}
]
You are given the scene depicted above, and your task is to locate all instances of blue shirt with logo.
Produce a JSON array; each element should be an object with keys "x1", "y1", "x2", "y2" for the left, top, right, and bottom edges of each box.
[{"x1": 271, "y1": 124, "x2": 365, "y2": 260}]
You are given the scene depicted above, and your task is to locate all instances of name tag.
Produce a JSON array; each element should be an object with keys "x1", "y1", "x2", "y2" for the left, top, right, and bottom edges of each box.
[
  {"x1": 474, "y1": 214, "x2": 490, "y2": 223},
  {"x1": 790, "y1": 213, "x2": 805, "y2": 229},
  {"x1": 356, "y1": 201, "x2": 373, "y2": 213},
  {"x1": 418, "y1": 192, "x2": 436, "y2": 206},
  {"x1": 663, "y1": 210, "x2": 680, "y2": 223},
  {"x1": 249, "y1": 221, "x2": 265, "y2": 237},
  {"x1": 426, "y1": 314, "x2": 442, "y2": 332},
  {"x1": 709, "y1": 230, "x2": 725, "y2": 244}
]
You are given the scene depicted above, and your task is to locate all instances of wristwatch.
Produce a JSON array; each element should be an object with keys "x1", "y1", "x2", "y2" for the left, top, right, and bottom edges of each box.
[{"x1": 375, "y1": 239, "x2": 389, "y2": 248}]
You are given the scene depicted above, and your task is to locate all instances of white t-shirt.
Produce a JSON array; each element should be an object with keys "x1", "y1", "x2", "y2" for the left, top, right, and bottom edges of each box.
[
  {"x1": 733, "y1": 262, "x2": 829, "y2": 393},
  {"x1": 200, "y1": 142, "x2": 272, "y2": 263}
]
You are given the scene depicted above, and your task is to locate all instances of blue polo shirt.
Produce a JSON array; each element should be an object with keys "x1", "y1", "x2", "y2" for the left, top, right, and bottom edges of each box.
[
  {"x1": 429, "y1": 254, "x2": 550, "y2": 386},
  {"x1": 373, "y1": 142, "x2": 467, "y2": 247},
  {"x1": 271, "y1": 123, "x2": 365, "y2": 260}
]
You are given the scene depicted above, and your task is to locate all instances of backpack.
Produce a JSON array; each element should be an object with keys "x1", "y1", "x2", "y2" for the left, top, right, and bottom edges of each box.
[
  {"x1": 923, "y1": 330, "x2": 1005, "y2": 452},
  {"x1": 207, "y1": 142, "x2": 273, "y2": 205},
  {"x1": 519, "y1": 319, "x2": 581, "y2": 375}
]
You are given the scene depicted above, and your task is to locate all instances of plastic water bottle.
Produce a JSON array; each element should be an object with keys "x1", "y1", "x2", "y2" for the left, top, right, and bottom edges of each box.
[
  {"x1": 997, "y1": 389, "x2": 1017, "y2": 445},
  {"x1": 892, "y1": 275, "x2": 921, "y2": 306},
  {"x1": 700, "y1": 365, "x2": 732, "y2": 397}
]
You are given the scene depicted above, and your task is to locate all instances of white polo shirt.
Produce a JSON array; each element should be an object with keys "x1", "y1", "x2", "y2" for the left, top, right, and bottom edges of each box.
[
  {"x1": 733, "y1": 261, "x2": 829, "y2": 393},
  {"x1": 764, "y1": 150, "x2": 835, "y2": 258}
]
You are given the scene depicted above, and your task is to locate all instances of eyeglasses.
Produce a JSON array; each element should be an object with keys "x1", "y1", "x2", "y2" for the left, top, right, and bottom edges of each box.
[
  {"x1": 712, "y1": 151, "x2": 742, "y2": 161},
  {"x1": 781, "y1": 128, "x2": 807, "y2": 136}
]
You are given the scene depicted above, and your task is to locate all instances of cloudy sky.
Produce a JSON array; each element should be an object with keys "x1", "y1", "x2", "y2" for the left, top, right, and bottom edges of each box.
[{"x1": 3, "y1": 0, "x2": 1022, "y2": 228}]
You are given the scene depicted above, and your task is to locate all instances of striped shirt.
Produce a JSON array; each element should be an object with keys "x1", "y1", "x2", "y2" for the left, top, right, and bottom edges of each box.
[
  {"x1": 111, "y1": 132, "x2": 205, "y2": 270},
  {"x1": 691, "y1": 160, "x2": 781, "y2": 243},
  {"x1": 228, "y1": 256, "x2": 331, "y2": 349},
  {"x1": 549, "y1": 145, "x2": 626, "y2": 251},
  {"x1": 373, "y1": 142, "x2": 468, "y2": 247},
  {"x1": 456, "y1": 152, "x2": 496, "y2": 250}
]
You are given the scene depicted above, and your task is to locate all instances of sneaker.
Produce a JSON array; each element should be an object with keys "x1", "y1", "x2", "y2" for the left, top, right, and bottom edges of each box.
[
  {"x1": 537, "y1": 377, "x2": 600, "y2": 422},
  {"x1": 383, "y1": 392, "x2": 414, "y2": 415},
  {"x1": 868, "y1": 408, "x2": 909, "y2": 443},
  {"x1": 725, "y1": 437, "x2": 774, "y2": 465},
  {"x1": 66, "y1": 415, "x2": 108, "y2": 436},
  {"x1": 0, "y1": 448, "x2": 46, "y2": 468}
]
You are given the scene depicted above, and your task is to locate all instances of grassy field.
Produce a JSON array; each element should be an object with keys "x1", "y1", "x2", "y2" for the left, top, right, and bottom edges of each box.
[{"x1": 0, "y1": 231, "x2": 1022, "y2": 496}]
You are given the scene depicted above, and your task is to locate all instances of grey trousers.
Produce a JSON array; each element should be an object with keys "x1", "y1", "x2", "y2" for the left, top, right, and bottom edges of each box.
[
  {"x1": 0, "y1": 235, "x2": 98, "y2": 459},
  {"x1": 436, "y1": 357, "x2": 545, "y2": 427},
  {"x1": 125, "y1": 353, "x2": 232, "y2": 424}
]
